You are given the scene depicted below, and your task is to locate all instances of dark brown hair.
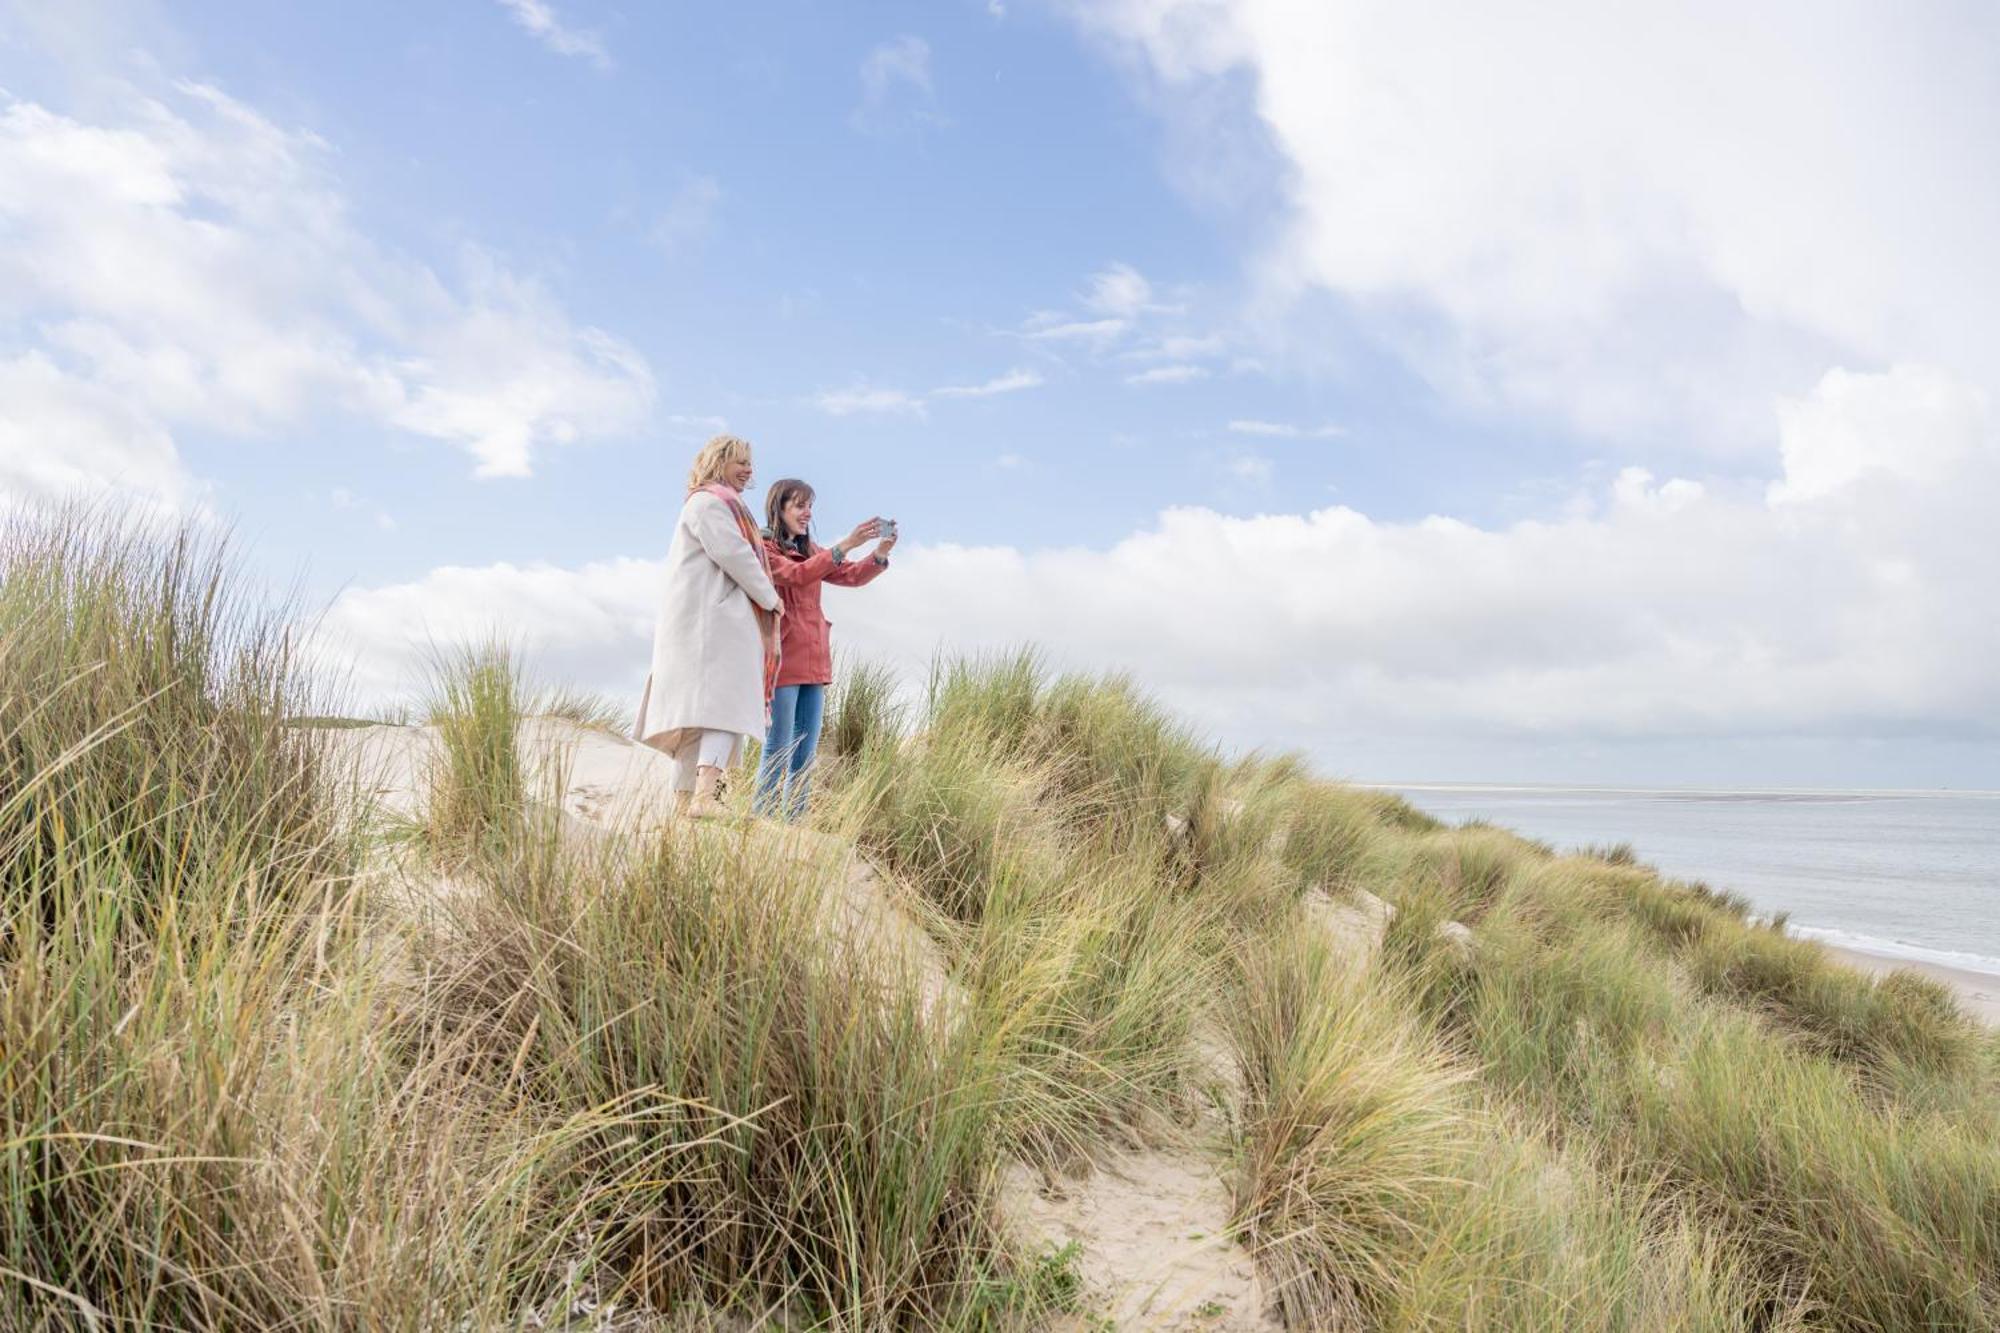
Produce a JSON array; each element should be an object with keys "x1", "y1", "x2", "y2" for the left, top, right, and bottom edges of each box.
[{"x1": 764, "y1": 478, "x2": 816, "y2": 551}]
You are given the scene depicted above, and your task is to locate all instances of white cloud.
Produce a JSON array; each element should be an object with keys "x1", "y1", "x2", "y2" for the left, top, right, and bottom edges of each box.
[
  {"x1": 1026, "y1": 316, "x2": 1130, "y2": 343},
  {"x1": 1020, "y1": 264, "x2": 1233, "y2": 384},
  {"x1": 1083, "y1": 261, "x2": 1154, "y2": 318},
  {"x1": 1770, "y1": 364, "x2": 1987, "y2": 505},
  {"x1": 668, "y1": 413, "x2": 729, "y2": 435},
  {"x1": 932, "y1": 367, "x2": 1044, "y2": 398},
  {"x1": 1126, "y1": 364, "x2": 1208, "y2": 385},
  {"x1": 814, "y1": 384, "x2": 927, "y2": 417},
  {"x1": 318, "y1": 556, "x2": 665, "y2": 704},
  {"x1": 494, "y1": 0, "x2": 610, "y2": 69},
  {"x1": 1227, "y1": 418, "x2": 1343, "y2": 438},
  {"x1": 322, "y1": 365, "x2": 2000, "y2": 776},
  {"x1": 0, "y1": 352, "x2": 194, "y2": 508},
  {"x1": 1064, "y1": 1, "x2": 2000, "y2": 455},
  {"x1": 854, "y1": 35, "x2": 938, "y2": 132},
  {"x1": 0, "y1": 82, "x2": 654, "y2": 492},
  {"x1": 815, "y1": 369, "x2": 1043, "y2": 412},
  {"x1": 1224, "y1": 451, "x2": 1274, "y2": 485}
]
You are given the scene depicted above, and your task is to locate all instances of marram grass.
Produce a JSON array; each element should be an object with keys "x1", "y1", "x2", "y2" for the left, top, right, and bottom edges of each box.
[{"x1": 5, "y1": 505, "x2": 1997, "y2": 1329}]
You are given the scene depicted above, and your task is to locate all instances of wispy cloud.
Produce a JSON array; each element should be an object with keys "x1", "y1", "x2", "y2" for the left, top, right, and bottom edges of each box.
[
  {"x1": 1126, "y1": 364, "x2": 1208, "y2": 386},
  {"x1": 1083, "y1": 261, "x2": 1154, "y2": 318},
  {"x1": 853, "y1": 35, "x2": 939, "y2": 133},
  {"x1": 1225, "y1": 452, "x2": 1275, "y2": 485},
  {"x1": 650, "y1": 176, "x2": 721, "y2": 254},
  {"x1": 1227, "y1": 418, "x2": 1345, "y2": 438},
  {"x1": 668, "y1": 413, "x2": 728, "y2": 435},
  {"x1": 814, "y1": 384, "x2": 927, "y2": 417},
  {"x1": 330, "y1": 487, "x2": 396, "y2": 531},
  {"x1": 816, "y1": 366, "x2": 1045, "y2": 415},
  {"x1": 1025, "y1": 315, "x2": 1129, "y2": 343},
  {"x1": 494, "y1": 0, "x2": 609, "y2": 69},
  {"x1": 933, "y1": 367, "x2": 1043, "y2": 398}
]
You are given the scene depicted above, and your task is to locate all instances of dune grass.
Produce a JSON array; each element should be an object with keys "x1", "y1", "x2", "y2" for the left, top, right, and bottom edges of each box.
[
  {"x1": 1228, "y1": 921, "x2": 1787, "y2": 1331},
  {"x1": 8, "y1": 503, "x2": 1998, "y2": 1329},
  {"x1": 0, "y1": 509, "x2": 712, "y2": 1328}
]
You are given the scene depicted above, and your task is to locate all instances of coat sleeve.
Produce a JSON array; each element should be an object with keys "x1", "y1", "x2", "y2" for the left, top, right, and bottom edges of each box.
[
  {"x1": 688, "y1": 494, "x2": 781, "y2": 611},
  {"x1": 764, "y1": 539, "x2": 839, "y2": 588},
  {"x1": 824, "y1": 551, "x2": 889, "y2": 588}
]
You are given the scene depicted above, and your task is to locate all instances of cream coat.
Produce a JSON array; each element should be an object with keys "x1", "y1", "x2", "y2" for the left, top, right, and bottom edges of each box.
[{"x1": 634, "y1": 489, "x2": 782, "y2": 762}]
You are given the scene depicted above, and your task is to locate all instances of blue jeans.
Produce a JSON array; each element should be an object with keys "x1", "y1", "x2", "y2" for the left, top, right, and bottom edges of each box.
[{"x1": 754, "y1": 683, "x2": 825, "y2": 820}]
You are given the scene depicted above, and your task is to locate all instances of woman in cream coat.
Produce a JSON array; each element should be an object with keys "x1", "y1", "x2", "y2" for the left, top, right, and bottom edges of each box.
[{"x1": 634, "y1": 434, "x2": 782, "y2": 817}]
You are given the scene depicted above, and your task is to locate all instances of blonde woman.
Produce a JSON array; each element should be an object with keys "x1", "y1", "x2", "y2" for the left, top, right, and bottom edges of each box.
[{"x1": 634, "y1": 434, "x2": 782, "y2": 817}]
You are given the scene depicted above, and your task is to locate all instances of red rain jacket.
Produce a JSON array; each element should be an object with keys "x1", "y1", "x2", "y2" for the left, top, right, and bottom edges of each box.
[{"x1": 763, "y1": 536, "x2": 888, "y2": 688}]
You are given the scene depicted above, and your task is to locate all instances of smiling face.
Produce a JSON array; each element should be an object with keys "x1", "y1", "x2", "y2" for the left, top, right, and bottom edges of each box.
[
  {"x1": 780, "y1": 490, "x2": 813, "y2": 538},
  {"x1": 721, "y1": 450, "x2": 753, "y2": 492}
]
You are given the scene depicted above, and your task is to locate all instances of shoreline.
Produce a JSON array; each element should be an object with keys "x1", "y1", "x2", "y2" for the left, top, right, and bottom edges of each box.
[{"x1": 1823, "y1": 943, "x2": 2000, "y2": 1026}]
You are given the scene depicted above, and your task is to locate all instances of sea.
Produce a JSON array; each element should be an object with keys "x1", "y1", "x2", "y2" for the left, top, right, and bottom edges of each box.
[{"x1": 1379, "y1": 785, "x2": 2000, "y2": 978}]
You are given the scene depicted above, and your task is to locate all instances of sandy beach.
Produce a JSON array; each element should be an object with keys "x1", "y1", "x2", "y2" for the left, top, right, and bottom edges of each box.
[{"x1": 1825, "y1": 944, "x2": 2000, "y2": 1026}]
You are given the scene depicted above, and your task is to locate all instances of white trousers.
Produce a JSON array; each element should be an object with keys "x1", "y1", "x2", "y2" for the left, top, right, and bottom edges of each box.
[{"x1": 670, "y1": 728, "x2": 737, "y2": 791}]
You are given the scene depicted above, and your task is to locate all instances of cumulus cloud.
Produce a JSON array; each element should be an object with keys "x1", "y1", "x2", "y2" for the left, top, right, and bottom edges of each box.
[
  {"x1": 0, "y1": 353, "x2": 194, "y2": 510},
  {"x1": 322, "y1": 364, "x2": 2000, "y2": 778},
  {"x1": 0, "y1": 81, "x2": 653, "y2": 495},
  {"x1": 1770, "y1": 364, "x2": 1987, "y2": 505},
  {"x1": 494, "y1": 0, "x2": 610, "y2": 69},
  {"x1": 1062, "y1": 0, "x2": 2000, "y2": 455},
  {"x1": 318, "y1": 557, "x2": 665, "y2": 704}
]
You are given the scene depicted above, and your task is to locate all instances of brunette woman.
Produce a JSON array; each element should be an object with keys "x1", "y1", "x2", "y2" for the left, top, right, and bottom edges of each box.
[{"x1": 753, "y1": 478, "x2": 896, "y2": 818}]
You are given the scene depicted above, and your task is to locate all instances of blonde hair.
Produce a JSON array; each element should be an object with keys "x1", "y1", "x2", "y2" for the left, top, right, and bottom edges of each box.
[{"x1": 687, "y1": 433, "x2": 753, "y2": 492}]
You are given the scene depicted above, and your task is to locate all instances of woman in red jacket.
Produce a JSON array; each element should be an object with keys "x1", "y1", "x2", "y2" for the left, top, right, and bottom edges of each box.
[{"x1": 753, "y1": 478, "x2": 896, "y2": 818}]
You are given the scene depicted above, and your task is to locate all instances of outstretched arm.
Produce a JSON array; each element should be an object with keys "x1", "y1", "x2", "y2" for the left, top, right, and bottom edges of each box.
[
  {"x1": 825, "y1": 553, "x2": 888, "y2": 587},
  {"x1": 827, "y1": 524, "x2": 895, "y2": 586},
  {"x1": 765, "y1": 540, "x2": 839, "y2": 588},
  {"x1": 688, "y1": 493, "x2": 780, "y2": 611}
]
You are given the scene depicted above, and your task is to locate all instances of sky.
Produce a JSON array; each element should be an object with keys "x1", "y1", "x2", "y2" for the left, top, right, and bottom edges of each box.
[{"x1": 3, "y1": 0, "x2": 1997, "y2": 788}]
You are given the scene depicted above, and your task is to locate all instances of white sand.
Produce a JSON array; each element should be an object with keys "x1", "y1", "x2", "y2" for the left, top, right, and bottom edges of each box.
[
  {"x1": 1822, "y1": 944, "x2": 2000, "y2": 1026},
  {"x1": 1001, "y1": 1148, "x2": 1281, "y2": 1332}
]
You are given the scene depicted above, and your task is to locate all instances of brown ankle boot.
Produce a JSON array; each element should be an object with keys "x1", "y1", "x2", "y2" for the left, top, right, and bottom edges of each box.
[{"x1": 688, "y1": 765, "x2": 726, "y2": 819}]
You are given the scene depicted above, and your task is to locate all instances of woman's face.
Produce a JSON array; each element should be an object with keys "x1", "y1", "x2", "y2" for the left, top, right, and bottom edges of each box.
[
  {"x1": 722, "y1": 452, "x2": 754, "y2": 492},
  {"x1": 781, "y1": 491, "x2": 814, "y2": 538}
]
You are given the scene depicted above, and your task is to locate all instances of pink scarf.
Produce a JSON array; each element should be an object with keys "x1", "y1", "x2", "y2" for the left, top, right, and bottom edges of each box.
[{"x1": 700, "y1": 484, "x2": 781, "y2": 709}]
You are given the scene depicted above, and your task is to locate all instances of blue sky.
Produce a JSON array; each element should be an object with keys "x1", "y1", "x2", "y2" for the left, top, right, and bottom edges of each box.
[{"x1": 4, "y1": 1, "x2": 1998, "y2": 786}]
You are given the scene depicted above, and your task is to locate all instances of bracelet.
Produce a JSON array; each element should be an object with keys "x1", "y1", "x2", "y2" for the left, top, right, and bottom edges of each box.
[
  {"x1": 830, "y1": 545, "x2": 847, "y2": 565},
  {"x1": 872, "y1": 553, "x2": 889, "y2": 567}
]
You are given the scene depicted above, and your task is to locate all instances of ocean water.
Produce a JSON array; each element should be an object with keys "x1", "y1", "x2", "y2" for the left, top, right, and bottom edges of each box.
[{"x1": 1381, "y1": 785, "x2": 2000, "y2": 977}]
